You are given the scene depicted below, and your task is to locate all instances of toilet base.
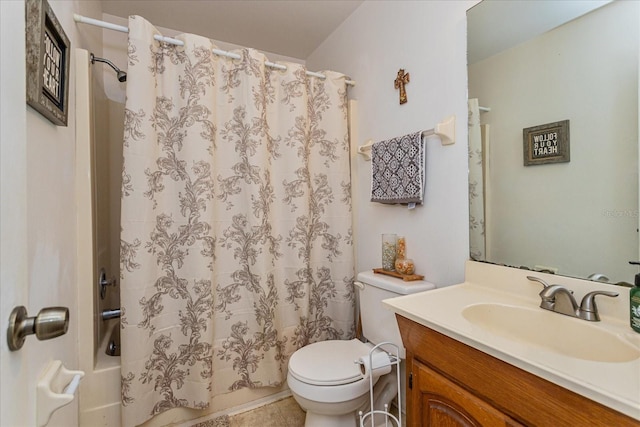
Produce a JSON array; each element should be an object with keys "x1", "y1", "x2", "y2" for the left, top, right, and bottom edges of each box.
[
  {"x1": 291, "y1": 390, "x2": 366, "y2": 427},
  {"x1": 290, "y1": 368, "x2": 400, "y2": 427}
]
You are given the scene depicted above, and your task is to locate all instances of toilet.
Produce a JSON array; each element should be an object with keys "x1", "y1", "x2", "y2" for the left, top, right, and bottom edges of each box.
[{"x1": 287, "y1": 271, "x2": 436, "y2": 426}]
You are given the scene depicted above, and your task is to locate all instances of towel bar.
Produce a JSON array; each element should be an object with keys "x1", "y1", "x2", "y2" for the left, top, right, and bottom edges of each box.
[{"x1": 358, "y1": 115, "x2": 456, "y2": 160}]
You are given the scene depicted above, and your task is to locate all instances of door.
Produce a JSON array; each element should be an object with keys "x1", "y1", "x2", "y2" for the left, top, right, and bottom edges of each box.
[{"x1": 1, "y1": 1, "x2": 31, "y2": 425}]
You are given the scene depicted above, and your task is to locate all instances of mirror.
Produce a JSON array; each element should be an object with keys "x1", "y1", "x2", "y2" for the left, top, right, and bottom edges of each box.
[{"x1": 467, "y1": 0, "x2": 639, "y2": 285}]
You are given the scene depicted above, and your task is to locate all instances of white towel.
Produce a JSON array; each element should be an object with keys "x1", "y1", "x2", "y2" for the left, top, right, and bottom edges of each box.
[{"x1": 370, "y1": 131, "x2": 425, "y2": 204}]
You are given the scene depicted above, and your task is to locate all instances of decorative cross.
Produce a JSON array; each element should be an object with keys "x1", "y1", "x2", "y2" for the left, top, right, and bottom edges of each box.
[{"x1": 394, "y1": 69, "x2": 410, "y2": 104}]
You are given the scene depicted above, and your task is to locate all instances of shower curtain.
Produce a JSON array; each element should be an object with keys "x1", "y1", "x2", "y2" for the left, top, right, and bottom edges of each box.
[
  {"x1": 119, "y1": 16, "x2": 354, "y2": 426},
  {"x1": 468, "y1": 98, "x2": 486, "y2": 260}
]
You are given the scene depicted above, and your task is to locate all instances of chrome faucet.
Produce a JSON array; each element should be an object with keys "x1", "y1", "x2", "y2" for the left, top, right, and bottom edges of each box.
[
  {"x1": 526, "y1": 276, "x2": 618, "y2": 321},
  {"x1": 101, "y1": 308, "x2": 121, "y2": 321},
  {"x1": 539, "y1": 284, "x2": 578, "y2": 315}
]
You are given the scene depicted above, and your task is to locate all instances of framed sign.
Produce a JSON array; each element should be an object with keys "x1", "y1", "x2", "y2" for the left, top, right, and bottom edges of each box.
[
  {"x1": 25, "y1": 0, "x2": 70, "y2": 126},
  {"x1": 523, "y1": 120, "x2": 570, "y2": 166}
]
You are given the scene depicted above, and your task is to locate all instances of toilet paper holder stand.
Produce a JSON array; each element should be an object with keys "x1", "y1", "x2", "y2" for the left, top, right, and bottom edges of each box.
[{"x1": 356, "y1": 342, "x2": 401, "y2": 427}]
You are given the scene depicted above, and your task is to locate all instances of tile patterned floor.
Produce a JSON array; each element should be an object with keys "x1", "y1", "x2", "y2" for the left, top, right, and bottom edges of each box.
[
  {"x1": 191, "y1": 396, "x2": 402, "y2": 427},
  {"x1": 191, "y1": 397, "x2": 306, "y2": 427},
  {"x1": 229, "y1": 396, "x2": 306, "y2": 427},
  {"x1": 191, "y1": 416, "x2": 231, "y2": 427}
]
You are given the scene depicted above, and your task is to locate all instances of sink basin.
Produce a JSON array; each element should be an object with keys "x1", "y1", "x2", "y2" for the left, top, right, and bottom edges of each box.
[{"x1": 462, "y1": 303, "x2": 640, "y2": 363}]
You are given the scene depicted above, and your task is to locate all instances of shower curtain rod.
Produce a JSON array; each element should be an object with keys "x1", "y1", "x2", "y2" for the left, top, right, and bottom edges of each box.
[{"x1": 73, "y1": 14, "x2": 356, "y2": 86}]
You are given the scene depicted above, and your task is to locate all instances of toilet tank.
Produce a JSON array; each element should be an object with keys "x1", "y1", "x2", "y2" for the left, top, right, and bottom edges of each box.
[{"x1": 356, "y1": 271, "x2": 435, "y2": 358}]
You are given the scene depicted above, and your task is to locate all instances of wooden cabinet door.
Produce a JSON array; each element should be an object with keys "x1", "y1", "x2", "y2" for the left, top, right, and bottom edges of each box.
[{"x1": 411, "y1": 359, "x2": 523, "y2": 427}]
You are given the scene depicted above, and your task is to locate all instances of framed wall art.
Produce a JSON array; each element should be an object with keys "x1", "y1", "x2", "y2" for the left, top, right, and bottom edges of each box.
[
  {"x1": 26, "y1": 0, "x2": 70, "y2": 126},
  {"x1": 523, "y1": 120, "x2": 570, "y2": 166}
]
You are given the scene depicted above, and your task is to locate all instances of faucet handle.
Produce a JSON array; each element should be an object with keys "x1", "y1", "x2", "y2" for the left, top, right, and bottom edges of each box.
[
  {"x1": 527, "y1": 276, "x2": 550, "y2": 289},
  {"x1": 579, "y1": 290, "x2": 619, "y2": 321},
  {"x1": 528, "y1": 276, "x2": 574, "y2": 296}
]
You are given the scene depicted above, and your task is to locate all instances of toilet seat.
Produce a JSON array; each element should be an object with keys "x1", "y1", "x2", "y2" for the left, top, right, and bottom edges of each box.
[
  {"x1": 288, "y1": 339, "x2": 374, "y2": 386},
  {"x1": 287, "y1": 339, "x2": 382, "y2": 404}
]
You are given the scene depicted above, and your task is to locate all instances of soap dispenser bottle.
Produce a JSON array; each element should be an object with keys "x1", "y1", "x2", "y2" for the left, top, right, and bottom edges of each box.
[{"x1": 630, "y1": 261, "x2": 640, "y2": 333}]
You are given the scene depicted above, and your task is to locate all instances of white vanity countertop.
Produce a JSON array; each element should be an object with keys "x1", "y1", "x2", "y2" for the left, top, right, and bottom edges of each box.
[{"x1": 382, "y1": 261, "x2": 640, "y2": 421}]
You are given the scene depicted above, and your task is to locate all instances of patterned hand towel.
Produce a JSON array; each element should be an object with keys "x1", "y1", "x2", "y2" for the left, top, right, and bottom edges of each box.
[{"x1": 371, "y1": 131, "x2": 425, "y2": 204}]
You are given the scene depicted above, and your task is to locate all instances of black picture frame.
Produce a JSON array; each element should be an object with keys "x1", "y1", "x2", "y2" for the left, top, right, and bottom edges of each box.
[
  {"x1": 25, "y1": 0, "x2": 70, "y2": 126},
  {"x1": 523, "y1": 120, "x2": 570, "y2": 166}
]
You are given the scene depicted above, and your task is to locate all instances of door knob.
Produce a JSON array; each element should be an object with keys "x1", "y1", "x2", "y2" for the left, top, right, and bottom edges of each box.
[{"x1": 7, "y1": 306, "x2": 69, "y2": 351}]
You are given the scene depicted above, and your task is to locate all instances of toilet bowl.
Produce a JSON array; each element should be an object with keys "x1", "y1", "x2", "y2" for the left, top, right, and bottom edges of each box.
[
  {"x1": 287, "y1": 339, "x2": 388, "y2": 427},
  {"x1": 287, "y1": 271, "x2": 436, "y2": 427}
]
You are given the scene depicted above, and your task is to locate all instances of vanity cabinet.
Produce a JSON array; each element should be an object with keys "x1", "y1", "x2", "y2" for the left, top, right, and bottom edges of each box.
[{"x1": 397, "y1": 315, "x2": 639, "y2": 427}]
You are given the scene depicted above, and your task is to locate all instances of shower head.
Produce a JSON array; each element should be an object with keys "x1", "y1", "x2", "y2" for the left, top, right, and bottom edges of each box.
[
  {"x1": 90, "y1": 53, "x2": 127, "y2": 82},
  {"x1": 116, "y1": 70, "x2": 127, "y2": 83}
]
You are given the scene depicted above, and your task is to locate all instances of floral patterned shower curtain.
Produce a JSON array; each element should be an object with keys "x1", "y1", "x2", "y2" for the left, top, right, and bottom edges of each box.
[
  {"x1": 119, "y1": 16, "x2": 354, "y2": 426},
  {"x1": 468, "y1": 98, "x2": 486, "y2": 260}
]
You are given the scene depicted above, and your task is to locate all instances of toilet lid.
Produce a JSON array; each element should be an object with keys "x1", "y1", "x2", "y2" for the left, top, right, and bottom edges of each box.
[{"x1": 288, "y1": 339, "x2": 374, "y2": 386}]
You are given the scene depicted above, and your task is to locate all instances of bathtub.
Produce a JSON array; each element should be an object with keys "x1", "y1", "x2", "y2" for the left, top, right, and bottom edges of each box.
[{"x1": 79, "y1": 320, "x2": 121, "y2": 426}]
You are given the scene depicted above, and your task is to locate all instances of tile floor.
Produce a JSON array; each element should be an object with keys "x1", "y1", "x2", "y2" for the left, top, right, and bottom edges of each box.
[
  {"x1": 228, "y1": 396, "x2": 306, "y2": 427},
  {"x1": 191, "y1": 396, "x2": 306, "y2": 427},
  {"x1": 190, "y1": 396, "x2": 402, "y2": 427}
]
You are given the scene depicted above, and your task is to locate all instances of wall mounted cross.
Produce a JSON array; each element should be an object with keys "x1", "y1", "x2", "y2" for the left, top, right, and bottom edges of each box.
[{"x1": 394, "y1": 69, "x2": 410, "y2": 104}]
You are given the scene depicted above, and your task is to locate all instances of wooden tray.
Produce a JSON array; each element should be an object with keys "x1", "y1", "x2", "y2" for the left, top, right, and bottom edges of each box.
[{"x1": 373, "y1": 268, "x2": 424, "y2": 282}]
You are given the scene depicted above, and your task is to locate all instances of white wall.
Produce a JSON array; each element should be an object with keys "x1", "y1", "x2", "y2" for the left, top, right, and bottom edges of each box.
[
  {"x1": 307, "y1": 0, "x2": 476, "y2": 286},
  {"x1": 469, "y1": 0, "x2": 639, "y2": 283}
]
